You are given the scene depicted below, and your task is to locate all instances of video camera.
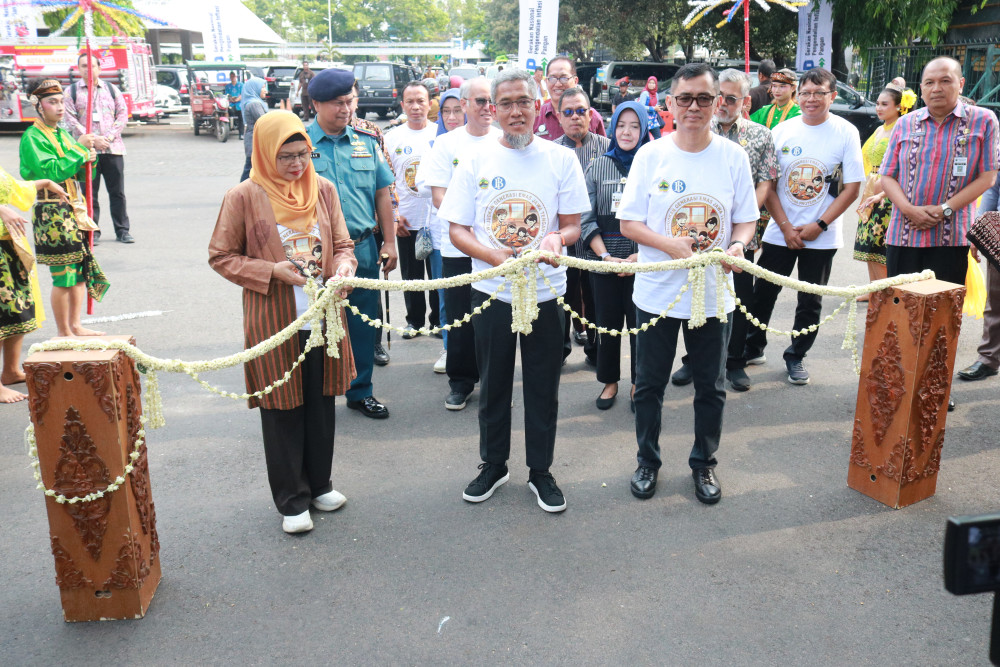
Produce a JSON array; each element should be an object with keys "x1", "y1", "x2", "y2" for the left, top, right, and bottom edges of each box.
[{"x1": 944, "y1": 513, "x2": 1000, "y2": 664}]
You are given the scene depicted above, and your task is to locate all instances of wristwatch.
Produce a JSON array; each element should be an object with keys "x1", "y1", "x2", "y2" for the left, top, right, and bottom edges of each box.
[
  {"x1": 942, "y1": 203, "x2": 954, "y2": 218},
  {"x1": 599, "y1": 252, "x2": 611, "y2": 259},
  {"x1": 816, "y1": 219, "x2": 829, "y2": 231}
]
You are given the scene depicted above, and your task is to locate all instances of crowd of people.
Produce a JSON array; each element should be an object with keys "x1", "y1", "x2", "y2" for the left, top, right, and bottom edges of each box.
[{"x1": 1, "y1": 50, "x2": 997, "y2": 534}]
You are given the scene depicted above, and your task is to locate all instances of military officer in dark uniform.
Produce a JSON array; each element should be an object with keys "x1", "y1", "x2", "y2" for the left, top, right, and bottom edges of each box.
[{"x1": 307, "y1": 68, "x2": 397, "y2": 418}]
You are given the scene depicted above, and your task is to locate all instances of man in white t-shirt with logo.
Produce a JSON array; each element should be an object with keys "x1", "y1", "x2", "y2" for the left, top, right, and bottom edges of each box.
[
  {"x1": 617, "y1": 63, "x2": 759, "y2": 505},
  {"x1": 419, "y1": 77, "x2": 502, "y2": 411},
  {"x1": 439, "y1": 68, "x2": 590, "y2": 514},
  {"x1": 742, "y1": 67, "x2": 864, "y2": 385},
  {"x1": 384, "y1": 81, "x2": 440, "y2": 338}
]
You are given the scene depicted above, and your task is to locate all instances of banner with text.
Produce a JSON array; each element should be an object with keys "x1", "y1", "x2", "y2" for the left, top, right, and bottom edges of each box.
[
  {"x1": 203, "y1": 3, "x2": 240, "y2": 67},
  {"x1": 518, "y1": 0, "x2": 559, "y2": 74},
  {"x1": 796, "y1": 0, "x2": 832, "y2": 72},
  {"x1": 1, "y1": 2, "x2": 37, "y2": 42}
]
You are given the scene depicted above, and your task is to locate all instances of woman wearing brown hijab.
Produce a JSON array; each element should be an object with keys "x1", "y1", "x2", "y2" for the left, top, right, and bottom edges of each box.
[{"x1": 209, "y1": 111, "x2": 357, "y2": 534}]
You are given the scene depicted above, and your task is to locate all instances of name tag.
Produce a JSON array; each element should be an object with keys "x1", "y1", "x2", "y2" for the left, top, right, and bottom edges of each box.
[
  {"x1": 92, "y1": 111, "x2": 101, "y2": 123},
  {"x1": 953, "y1": 157, "x2": 968, "y2": 177},
  {"x1": 611, "y1": 191, "x2": 622, "y2": 213}
]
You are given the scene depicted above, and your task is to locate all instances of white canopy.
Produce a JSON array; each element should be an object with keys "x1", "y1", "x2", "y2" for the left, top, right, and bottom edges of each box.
[{"x1": 136, "y1": 0, "x2": 284, "y2": 45}]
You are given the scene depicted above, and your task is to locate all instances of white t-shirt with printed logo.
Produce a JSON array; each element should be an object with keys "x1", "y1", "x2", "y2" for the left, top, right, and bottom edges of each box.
[
  {"x1": 438, "y1": 137, "x2": 590, "y2": 303},
  {"x1": 276, "y1": 223, "x2": 322, "y2": 330},
  {"x1": 418, "y1": 125, "x2": 503, "y2": 258},
  {"x1": 384, "y1": 123, "x2": 437, "y2": 229},
  {"x1": 616, "y1": 134, "x2": 759, "y2": 319},
  {"x1": 762, "y1": 115, "x2": 865, "y2": 249}
]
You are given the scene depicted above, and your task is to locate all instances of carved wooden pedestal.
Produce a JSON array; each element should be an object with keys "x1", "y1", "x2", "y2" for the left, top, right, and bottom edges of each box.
[
  {"x1": 24, "y1": 335, "x2": 161, "y2": 622},
  {"x1": 848, "y1": 280, "x2": 965, "y2": 509}
]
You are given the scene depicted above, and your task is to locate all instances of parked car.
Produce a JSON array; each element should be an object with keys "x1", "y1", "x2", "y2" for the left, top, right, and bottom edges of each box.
[
  {"x1": 153, "y1": 84, "x2": 185, "y2": 115},
  {"x1": 826, "y1": 78, "x2": 881, "y2": 142},
  {"x1": 155, "y1": 65, "x2": 190, "y2": 105},
  {"x1": 447, "y1": 65, "x2": 480, "y2": 82},
  {"x1": 265, "y1": 63, "x2": 299, "y2": 108},
  {"x1": 353, "y1": 62, "x2": 418, "y2": 119},
  {"x1": 591, "y1": 61, "x2": 681, "y2": 111}
]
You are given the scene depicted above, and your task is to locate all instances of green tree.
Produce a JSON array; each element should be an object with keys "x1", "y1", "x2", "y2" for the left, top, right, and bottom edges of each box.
[
  {"x1": 480, "y1": 0, "x2": 518, "y2": 59},
  {"x1": 695, "y1": 4, "x2": 799, "y2": 65}
]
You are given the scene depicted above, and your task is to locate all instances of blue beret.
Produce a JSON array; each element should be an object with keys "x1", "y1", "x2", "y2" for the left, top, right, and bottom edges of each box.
[{"x1": 309, "y1": 68, "x2": 355, "y2": 101}]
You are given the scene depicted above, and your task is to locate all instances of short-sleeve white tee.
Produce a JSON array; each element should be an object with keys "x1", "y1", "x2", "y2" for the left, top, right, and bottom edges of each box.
[
  {"x1": 438, "y1": 137, "x2": 591, "y2": 303},
  {"x1": 616, "y1": 134, "x2": 759, "y2": 319},
  {"x1": 383, "y1": 124, "x2": 437, "y2": 230},
  {"x1": 418, "y1": 125, "x2": 503, "y2": 258},
  {"x1": 762, "y1": 115, "x2": 865, "y2": 249}
]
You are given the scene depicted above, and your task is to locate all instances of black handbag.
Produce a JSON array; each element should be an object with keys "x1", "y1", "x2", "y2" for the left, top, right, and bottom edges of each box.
[{"x1": 824, "y1": 163, "x2": 843, "y2": 198}]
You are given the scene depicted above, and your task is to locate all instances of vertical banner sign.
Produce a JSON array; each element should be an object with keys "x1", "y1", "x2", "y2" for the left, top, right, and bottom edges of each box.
[
  {"x1": 1, "y1": 2, "x2": 37, "y2": 42},
  {"x1": 203, "y1": 3, "x2": 240, "y2": 66},
  {"x1": 796, "y1": 0, "x2": 833, "y2": 71},
  {"x1": 518, "y1": 0, "x2": 559, "y2": 74}
]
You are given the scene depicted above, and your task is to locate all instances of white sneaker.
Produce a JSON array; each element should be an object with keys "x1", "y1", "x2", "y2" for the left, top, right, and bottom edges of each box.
[
  {"x1": 746, "y1": 354, "x2": 767, "y2": 366},
  {"x1": 281, "y1": 510, "x2": 313, "y2": 534},
  {"x1": 433, "y1": 349, "x2": 447, "y2": 374},
  {"x1": 311, "y1": 489, "x2": 347, "y2": 512}
]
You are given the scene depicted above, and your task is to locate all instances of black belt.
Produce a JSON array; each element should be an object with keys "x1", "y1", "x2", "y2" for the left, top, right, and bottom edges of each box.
[{"x1": 351, "y1": 228, "x2": 374, "y2": 246}]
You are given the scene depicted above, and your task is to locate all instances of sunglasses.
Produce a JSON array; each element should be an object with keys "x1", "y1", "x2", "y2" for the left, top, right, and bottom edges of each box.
[{"x1": 560, "y1": 108, "x2": 589, "y2": 117}]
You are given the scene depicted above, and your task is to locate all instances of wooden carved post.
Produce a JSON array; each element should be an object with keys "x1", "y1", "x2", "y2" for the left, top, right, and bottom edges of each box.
[
  {"x1": 848, "y1": 279, "x2": 966, "y2": 509},
  {"x1": 24, "y1": 335, "x2": 161, "y2": 622}
]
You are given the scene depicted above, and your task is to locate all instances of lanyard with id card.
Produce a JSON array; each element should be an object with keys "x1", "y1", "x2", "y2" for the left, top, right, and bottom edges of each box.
[{"x1": 610, "y1": 177, "x2": 626, "y2": 213}]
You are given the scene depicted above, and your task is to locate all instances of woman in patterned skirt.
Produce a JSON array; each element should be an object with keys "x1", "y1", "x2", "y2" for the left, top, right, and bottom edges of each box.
[
  {"x1": 0, "y1": 167, "x2": 68, "y2": 402},
  {"x1": 19, "y1": 78, "x2": 109, "y2": 336},
  {"x1": 854, "y1": 82, "x2": 914, "y2": 300}
]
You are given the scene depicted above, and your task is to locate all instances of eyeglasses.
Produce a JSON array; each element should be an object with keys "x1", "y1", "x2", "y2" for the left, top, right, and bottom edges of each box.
[
  {"x1": 494, "y1": 98, "x2": 534, "y2": 112},
  {"x1": 546, "y1": 75, "x2": 573, "y2": 85},
  {"x1": 719, "y1": 94, "x2": 745, "y2": 105},
  {"x1": 797, "y1": 90, "x2": 834, "y2": 99},
  {"x1": 560, "y1": 107, "x2": 589, "y2": 117},
  {"x1": 672, "y1": 94, "x2": 716, "y2": 108},
  {"x1": 276, "y1": 150, "x2": 312, "y2": 165},
  {"x1": 467, "y1": 96, "x2": 490, "y2": 107}
]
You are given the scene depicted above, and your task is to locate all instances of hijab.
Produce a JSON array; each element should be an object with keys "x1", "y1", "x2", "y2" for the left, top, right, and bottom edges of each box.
[
  {"x1": 604, "y1": 101, "x2": 650, "y2": 171},
  {"x1": 241, "y1": 77, "x2": 266, "y2": 124},
  {"x1": 436, "y1": 88, "x2": 464, "y2": 135},
  {"x1": 250, "y1": 111, "x2": 318, "y2": 233},
  {"x1": 642, "y1": 76, "x2": 658, "y2": 107}
]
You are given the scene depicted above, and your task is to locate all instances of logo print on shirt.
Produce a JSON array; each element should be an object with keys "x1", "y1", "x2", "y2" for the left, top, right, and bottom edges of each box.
[
  {"x1": 478, "y1": 178, "x2": 489, "y2": 189},
  {"x1": 781, "y1": 145, "x2": 791, "y2": 154},
  {"x1": 403, "y1": 146, "x2": 413, "y2": 155},
  {"x1": 394, "y1": 147, "x2": 403, "y2": 155},
  {"x1": 671, "y1": 180, "x2": 686, "y2": 193},
  {"x1": 484, "y1": 191, "x2": 547, "y2": 252},
  {"x1": 402, "y1": 157, "x2": 422, "y2": 193},
  {"x1": 491, "y1": 176, "x2": 507, "y2": 190},
  {"x1": 791, "y1": 146, "x2": 802, "y2": 156},
  {"x1": 784, "y1": 158, "x2": 829, "y2": 206},
  {"x1": 666, "y1": 194, "x2": 727, "y2": 253},
  {"x1": 658, "y1": 180, "x2": 670, "y2": 192},
  {"x1": 452, "y1": 158, "x2": 459, "y2": 166}
]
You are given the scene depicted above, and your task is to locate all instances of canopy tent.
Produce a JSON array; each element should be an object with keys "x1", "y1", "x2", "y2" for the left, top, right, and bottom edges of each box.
[{"x1": 136, "y1": 0, "x2": 284, "y2": 62}]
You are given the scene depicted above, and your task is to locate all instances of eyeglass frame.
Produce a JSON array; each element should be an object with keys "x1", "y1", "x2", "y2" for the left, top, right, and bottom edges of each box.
[
  {"x1": 276, "y1": 149, "x2": 313, "y2": 165},
  {"x1": 797, "y1": 90, "x2": 835, "y2": 100},
  {"x1": 493, "y1": 97, "x2": 535, "y2": 112},
  {"x1": 670, "y1": 93, "x2": 718, "y2": 108},
  {"x1": 560, "y1": 107, "x2": 590, "y2": 117}
]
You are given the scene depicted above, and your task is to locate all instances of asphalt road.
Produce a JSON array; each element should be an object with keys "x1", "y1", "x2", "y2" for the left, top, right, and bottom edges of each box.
[{"x1": 0, "y1": 121, "x2": 997, "y2": 665}]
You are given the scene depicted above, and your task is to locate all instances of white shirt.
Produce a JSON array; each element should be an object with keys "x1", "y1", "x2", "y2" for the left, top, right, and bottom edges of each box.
[
  {"x1": 276, "y1": 223, "x2": 322, "y2": 330},
  {"x1": 617, "y1": 134, "x2": 759, "y2": 319},
  {"x1": 438, "y1": 137, "x2": 590, "y2": 302},
  {"x1": 383, "y1": 124, "x2": 437, "y2": 229},
  {"x1": 418, "y1": 125, "x2": 503, "y2": 258},
  {"x1": 762, "y1": 114, "x2": 865, "y2": 249}
]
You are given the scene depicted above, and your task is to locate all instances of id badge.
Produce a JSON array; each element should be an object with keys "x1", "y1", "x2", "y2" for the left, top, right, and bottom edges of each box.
[
  {"x1": 611, "y1": 191, "x2": 622, "y2": 213},
  {"x1": 953, "y1": 157, "x2": 968, "y2": 177},
  {"x1": 92, "y1": 111, "x2": 101, "y2": 123}
]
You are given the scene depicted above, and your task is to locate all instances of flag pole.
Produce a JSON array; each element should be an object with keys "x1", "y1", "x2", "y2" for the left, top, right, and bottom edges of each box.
[{"x1": 83, "y1": 11, "x2": 95, "y2": 314}]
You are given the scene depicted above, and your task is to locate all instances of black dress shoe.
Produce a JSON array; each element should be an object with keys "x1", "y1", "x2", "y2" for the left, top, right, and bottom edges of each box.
[
  {"x1": 573, "y1": 330, "x2": 587, "y2": 346},
  {"x1": 726, "y1": 367, "x2": 751, "y2": 392},
  {"x1": 596, "y1": 389, "x2": 617, "y2": 410},
  {"x1": 117, "y1": 232, "x2": 135, "y2": 243},
  {"x1": 692, "y1": 467, "x2": 721, "y2": 504},
  {"x1": 373, "y1": 343, "x2": 390, "y2": 366},
  {"x1": 346, "y1": 396, "x2": 389, "y2": 419},
  {"x1": 630, "y1": 466, "x2": 658, "y2": 499},
  {"x1": 958, "y1": 361, "x2": 998, "y2": 381},
  {"x1": 948, "y1": 397, "x2": 955, "y2": 412},
  {"x1": 671, "y1": 363, "x2": 693, "y2": 386}
]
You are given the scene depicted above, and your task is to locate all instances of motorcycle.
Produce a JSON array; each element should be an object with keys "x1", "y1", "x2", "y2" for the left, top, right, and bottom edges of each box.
[{"x1": 186, "y1": 62, "x2": 248, "y2": 143}]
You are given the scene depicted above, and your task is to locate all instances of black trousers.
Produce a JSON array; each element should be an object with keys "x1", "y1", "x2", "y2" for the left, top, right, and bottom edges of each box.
[
  {"x1": 590, "y1": 271, "x2": 636, "y2": 385},
  {"x1": 443, "y1": 256, "x2": 479, "y2": 394},
  {"x1": 472, "y1": 290, "x2": 564, "y2": 472},
  {"x1": 886, "y1": 244, "x2": 968, "y2": 284},
  {"x1": 259, "y1": 331, "x2": 336, "y2": 516},
  {"x1": 397, "y1": 233, "x2": 440, "y2": 329},
  {"x1": 634, "y1": 310, "x2": 730, "y2": 471},
  {"x1": 92, "y1": 153, "x2": 130, "y2": 237},
  {"x1": 563, "y1": 266, "x2": 597, "y2": 360},
  {"x1": 745, "y1": 243, "x2": 837, "y2": 362}
]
